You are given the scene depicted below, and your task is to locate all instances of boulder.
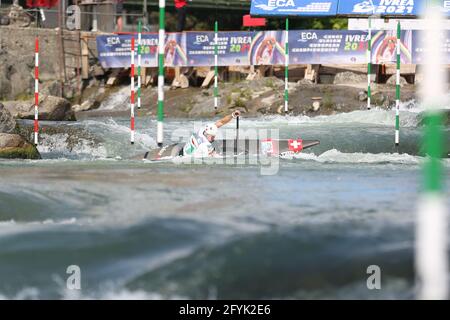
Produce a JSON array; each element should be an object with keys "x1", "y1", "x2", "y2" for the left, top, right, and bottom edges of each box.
[
  {"x1": 358, "y1": 91, "x2": 368, "y2": 102},
  {"x1": 2, "y1": 95, "x2": 74, "y2": 120},
  {"x1": 41, "y1": 80, "x2": 61, "y2": 97},
  {"x1": 72, "y1": 100, "x2": 94, "y2": 112},
  {"x1": 333, "y1": 72, "x2": 367, "y2": 85},
  {"x1": 386, "y1": 75, "x2": 408, "y2": 87},
  {"x1": 0, "y1": 53, "x2": 34, "y2": 101},
  {"x1": 0, "y1": 102, "x2": 16, "y2": 133},
  {"x1": 0, "y1": 133, "x2": 40, "y2": 159},
  {"x1": 297, "y1": 78, "x2": 314, "y2": 86}
]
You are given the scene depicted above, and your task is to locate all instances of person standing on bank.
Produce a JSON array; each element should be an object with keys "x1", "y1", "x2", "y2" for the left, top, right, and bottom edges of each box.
[
  {"x1": 115, "y1": 0, "x2": 124, "y2": 32},
  {"x1": 174, "y1": 0, "x2": 187, "y2": 32}
]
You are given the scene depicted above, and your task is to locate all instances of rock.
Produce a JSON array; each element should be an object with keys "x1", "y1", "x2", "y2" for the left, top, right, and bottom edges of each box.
[
  {"x1": 0, "y1": 54, "x2": 34, "y2": 100},
  {"x1": 92, "y1": 65, "x2": 105, "y2": 77},
  {"x1": 0, "y1": 133, "x2": 40, "y2": 159},
  {"x1": 41, "y1": 80, "x2": 61, "y2": 97},
  {"x1": 6, "y1": 4, "x2": 31, "y2": 28},
  {"x1": 335, "y1": 104, "x2": 343, "y2": 111},
  {"x1": 333, "y1": 72, "x2": 367, "y2": 85},
  {"x1": 297, "y1": 78, "x2": 314, "y2": 86},
  {"x1": 372, "y1": 92, "x2": 386, "y2": 106},
  {"x1": 0, "y1": 103, "x2": 16, "y2": 133},
  {"x1": 358, "y1": 91, "x2": 368, "y2": 102},
  {"x1": 414, "y1": 73, "x2": 424, "y2": 85},
  {"x1": 311, "y1": 101, "x2": 321, "y2": 112},
  {"x1": 3, "y1": 95, "x2": 74, "y2": 120},
  {"x1": 0, "y1": 15, "x2": 10, "y2": 26},
  {"x1": 386, "y1": 75, "x2": 408, "y2": 87},
  {"x1": 72, "y1": 100, "x2": 93, "y2": 112},
  {"x1": 261, "y1": 94, "x2": 278, "y2": 106}
]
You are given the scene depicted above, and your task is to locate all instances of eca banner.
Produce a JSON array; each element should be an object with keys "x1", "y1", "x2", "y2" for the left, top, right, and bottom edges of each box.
[
  {"x1": 97, "y1": 30, "x2": 428, "y2": 68},
  {"x1": 337, "y1": 0, "x2": 427, "y2": 16},
  {"x1": 96, "y1": 33, "x2": 187, "y2": 68},
  {"x1": 251, "y1": 31, "x2": 287, "y2": 65},
  {"x1": 371, "y1": 30, "x2": 413, "y2": 64},
  {"x1": 186, "y1": 31, "x2": 286, "y2": 66},
  {"x1": 289, "y1": 30, "x2": 369, "y2": 64},
  {"x1": 411, "y1": 30, "x2": 450, "y2": 63},
  {"x1": 186, "y1": 31, "x2": 254, "y2": 66},
  {"x1": 250, "y1": 0, "x2": 338, "y2": 16}
]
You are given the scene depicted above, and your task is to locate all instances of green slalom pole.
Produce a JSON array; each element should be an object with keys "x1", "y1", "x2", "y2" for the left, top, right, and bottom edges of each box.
[
  {"x1": 367, "y1": 17, "x2": 372, "y2": 110},
  {"x1": 157, "y1": 0, "x2": 165, "y2": 147},
  {"x1": 395, "y1": 21, "x2": 401, "y2": 147},
  {"x1": 214, "y1": 20, "x2": 218, "y2": 109},
  {"x1": 137, "y1": 20, "x2": 142, "y2": 110},
  {"x1": 284, "y1": 18, "x2": 289, "y2": 114},
  {"x1": 416, "y1": 0, "x2": 448, "y2": 300}
]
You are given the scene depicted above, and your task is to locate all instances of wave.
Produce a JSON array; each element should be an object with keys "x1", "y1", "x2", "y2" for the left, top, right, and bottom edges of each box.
[
  {"x1": 241, "y1": 108, "x2": 420, "y2": 128},
  {"x1": 37, "y1": 133, "x2": 108, "y2": 159},
  {"x1": 290, "y1": 149, "x2": 423, "y2": 165},
  {"x1": 97, "y1": 86, "x2": 131, "y2": 111}
]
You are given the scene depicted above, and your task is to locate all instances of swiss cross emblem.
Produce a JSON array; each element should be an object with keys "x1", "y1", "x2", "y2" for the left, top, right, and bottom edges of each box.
[{"x1": 288, "y1": 139, "x2": 303, "y2": 153}]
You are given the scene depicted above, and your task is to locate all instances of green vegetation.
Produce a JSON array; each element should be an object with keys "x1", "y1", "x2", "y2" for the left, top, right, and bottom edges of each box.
[
  {"x1": 233, "y1": 97, "x2": 246, "y2": 110},
  {"x1": 0, "y1": 145, "x2": 41, "y2": 159},
  {"x1": 14, "y1": 93, "x2": 33, "y2": 101},
  {"x1": 267, "y1": 18, "x2": 348, "y2": 31},
  {"x1": 323, "y1": 91, "x2": 334, "y2": 110},
  {"x1": 226, "y1": 94, "x2": 232, "y2": 105},
  {"x1": 265, "y1": 78, "x2": 276, "y2": 89}
]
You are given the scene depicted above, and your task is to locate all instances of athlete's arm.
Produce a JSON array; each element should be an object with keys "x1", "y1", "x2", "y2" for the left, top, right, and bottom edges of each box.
[{"x1": 215, "y1": 110, "x2": 241, "y2": 128}]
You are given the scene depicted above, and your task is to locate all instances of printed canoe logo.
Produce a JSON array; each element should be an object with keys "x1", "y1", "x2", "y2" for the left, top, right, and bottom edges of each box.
[
  {"x1": 288, "y1": 139, "x2": 303, "y2": 153},
  {"x1": 353, "y1": 1, "x2": 376, "y2": 13},
  {"x1": 156, "y1": 145, "x2": 169, "y2": 159}
]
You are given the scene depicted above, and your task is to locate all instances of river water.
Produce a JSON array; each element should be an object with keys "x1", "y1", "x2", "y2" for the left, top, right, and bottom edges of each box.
[{"x1": 0, "y1": 104, "x2": 449, "y2": 299}]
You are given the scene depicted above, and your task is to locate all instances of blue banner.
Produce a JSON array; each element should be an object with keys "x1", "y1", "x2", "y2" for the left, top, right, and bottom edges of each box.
[
  {"x1": 96, "y1": 33, "x2": 187, "y2": 68},
  {"x1": 337, "y1": 0, "x2": 427, "y2": 16},
  {"x1": 250, "y1": 0, "x2": 450, "y2": 17},
  {"x1": 250, "y1": 0, "x2": 339, "y2": 16},
  {"x1": 371, "y1": 30, "x2": 413, "y2": 64},
  {"x1": 96, "y1": 30, "x2": 439, "y2": 67},
  {"x1": 289, "y1": 30, "x2": 368, "y2": 64},
  {"x1": 411, "y1": 30, "x2": 450, "y2": 64},
  {"x1": 97, "y1": 34, "x2": 156, "y2": 68},
  {"x1": 186, "y1": 31, "x2": 254, "y2": 66},
  {"x1": 250, "y1": 31, "x2": 287, "y2": 65}
]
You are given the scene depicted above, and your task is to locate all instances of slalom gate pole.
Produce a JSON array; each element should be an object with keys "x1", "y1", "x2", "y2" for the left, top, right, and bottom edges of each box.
[
  {"x1": 34, "y1": 37, "x2": 39, "y2": 146},
  {"x1": 416, "y1": 0, "x2": 448, "y2": 300},
  {"x1": 157, "y1": 0, "x2": 165, "y2": 147},
  {"x1": 214, "y1": 20, "x2": 219, "y2": 110},
  {"x1": 130, "y1": 37, "x2": 135, "y2": 144},
  {"x1": 367, "y1": 17, "x2": 372, "y2": 110},
  {"x1": 284, "y1": 18, "x2": 289, "y2": 114},
  {"x1": 234, "y1": 115, "x2": 239, "y2": 156},
  {"x1": 395, "y1": 21, "x2": 401, "y2": 147},
  {"x1": 137, "y1": 20, "x2": 142, "y2": 110}
]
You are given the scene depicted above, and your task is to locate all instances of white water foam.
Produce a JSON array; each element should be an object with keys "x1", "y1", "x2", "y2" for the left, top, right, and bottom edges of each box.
[
  {"x1": 240, "y1": 108, "x2": 421, "y2": 128},
  {"x1": 291, "y1": 149, "x2": 422, "y2": 165},
  {"x1": 97, "y1": 86, "x2": 131, "y2": 111},
  {"x1": 81, "y1": 118, "x2": 157, "y2": 150},
  {"x1": 37, "y1": 133, "x2": 108, "y2": 158}
]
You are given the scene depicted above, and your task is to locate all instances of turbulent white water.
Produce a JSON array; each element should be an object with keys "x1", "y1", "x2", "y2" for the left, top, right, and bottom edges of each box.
[{"x1": 1, "y1": 99, "x2": 449, "y2": 300}]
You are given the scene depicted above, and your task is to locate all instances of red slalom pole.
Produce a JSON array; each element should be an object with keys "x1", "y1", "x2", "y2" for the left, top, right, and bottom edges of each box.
[
  {"x1": 130, "y1": 37, "x2": 135, "y2": 144},
  {"x1": 34, "y1": 37, "x2": 39, "y2": 145}
]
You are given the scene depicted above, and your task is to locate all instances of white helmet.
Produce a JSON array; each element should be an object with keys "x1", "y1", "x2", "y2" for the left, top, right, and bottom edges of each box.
[{"x1": 204, "y1": 123, "x2": 218, "y2": 137}]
